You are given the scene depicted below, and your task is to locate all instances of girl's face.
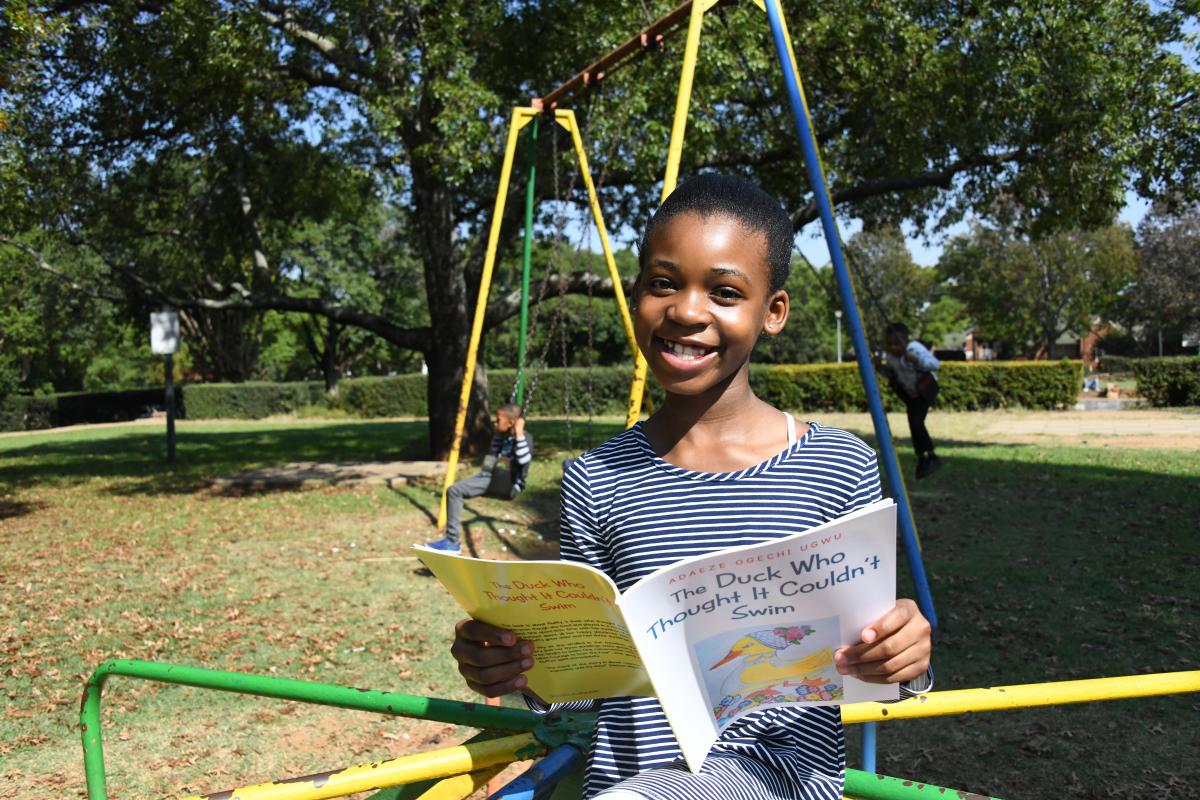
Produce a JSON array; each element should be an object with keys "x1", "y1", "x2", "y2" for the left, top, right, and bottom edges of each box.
[{"x1": 634, "y1": 211, "x2": 788, "y2": 397}]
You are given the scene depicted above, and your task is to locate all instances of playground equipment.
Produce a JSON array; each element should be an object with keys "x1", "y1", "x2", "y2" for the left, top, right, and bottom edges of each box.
[{"x1": 79, "y1": 658, "x2": 1200, "y2": 799}]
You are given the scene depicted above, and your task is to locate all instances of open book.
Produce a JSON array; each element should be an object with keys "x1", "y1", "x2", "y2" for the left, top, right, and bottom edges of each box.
[{"x1": 415, "y1": 498, "x2": 898, "y2": 771}]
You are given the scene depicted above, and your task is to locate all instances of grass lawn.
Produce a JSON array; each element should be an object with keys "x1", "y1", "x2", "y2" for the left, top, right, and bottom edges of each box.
[{"x1": 1, "y1": 411, "x2": 1197, "y2": 799}]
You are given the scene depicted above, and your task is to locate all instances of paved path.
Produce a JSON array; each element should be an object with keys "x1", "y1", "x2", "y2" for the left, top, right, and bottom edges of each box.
[
  {"x1": 209, "y1": 460, "x2": 446, "y2": 491},
  {"x1": 816, "y1": 409, "x2": 1200, "y2": 450}
]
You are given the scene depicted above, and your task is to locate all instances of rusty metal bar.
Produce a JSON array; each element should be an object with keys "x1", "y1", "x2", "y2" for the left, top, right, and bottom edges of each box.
[{"x1": 534, "y1": 0, "x2": 733, "y2": 110}]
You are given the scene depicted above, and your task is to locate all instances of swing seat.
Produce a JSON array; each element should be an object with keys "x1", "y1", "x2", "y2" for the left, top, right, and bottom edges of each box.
[{"x1": 483, "y1": 454, "x2": 516, "y2": 498}]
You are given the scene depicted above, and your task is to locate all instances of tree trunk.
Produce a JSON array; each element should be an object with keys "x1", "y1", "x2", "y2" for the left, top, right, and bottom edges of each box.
[
  {"x1": 410, "y1": 148, "x2": 493, "y2": 459},
  {"x1": 322, "y1": 319, "x2": 340, "y2": 394}
]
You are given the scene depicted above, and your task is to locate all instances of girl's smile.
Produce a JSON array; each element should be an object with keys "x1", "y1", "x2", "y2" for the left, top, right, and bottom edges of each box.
[{"x1": 653, "y1": 335, "x2": 720, "y2": 372}]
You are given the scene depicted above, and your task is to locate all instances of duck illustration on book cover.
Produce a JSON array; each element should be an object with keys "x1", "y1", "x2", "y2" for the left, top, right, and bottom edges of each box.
[{"x1": 696, "y1": 617, "x2": 842, "y2": 727}]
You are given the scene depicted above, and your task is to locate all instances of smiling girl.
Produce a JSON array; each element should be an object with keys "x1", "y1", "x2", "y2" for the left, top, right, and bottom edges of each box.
[{"x1": 450, "y1": 174, "x2": 932, "y2": 799}]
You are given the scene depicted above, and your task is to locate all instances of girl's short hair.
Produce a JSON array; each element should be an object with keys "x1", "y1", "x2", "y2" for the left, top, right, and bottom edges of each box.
[{"x1": 638, "y1": 173, "x2": 794, "y2": 292}]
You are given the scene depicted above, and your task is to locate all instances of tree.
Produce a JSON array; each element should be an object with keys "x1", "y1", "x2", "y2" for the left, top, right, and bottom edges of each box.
[
  {"x1": 2, "y1": 0, "x2": 1196, "y2": 454},
  {"x1": 1123, "y1": 201, "x2": 1200, "y2": 350},
  {"x1": 938, "y1": 219, "x2": 1138, "y2": 358}
]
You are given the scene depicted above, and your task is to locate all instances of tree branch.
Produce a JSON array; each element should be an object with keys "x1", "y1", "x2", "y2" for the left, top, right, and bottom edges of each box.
[
  {"x1": 790, "y1": 151, "x2": 1024, "y2": 230},
  {"x1": 0, "y1": 236, "x2": 125, "y2": 303},
  {"x1": 482, "y1": 270, "x2": 635, "y2": 331},
  {"x1": 1, "y1": 235, "x2": 432, "y2": 352}
]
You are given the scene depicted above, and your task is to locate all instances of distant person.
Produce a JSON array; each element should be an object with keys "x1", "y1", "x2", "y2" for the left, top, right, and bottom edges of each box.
[
  {"x1": 426, "y1": 404, "x2": 533, "y2": 552},
  {"x1": 879, "y1": 322, "x2": 941, "y2": 479}
]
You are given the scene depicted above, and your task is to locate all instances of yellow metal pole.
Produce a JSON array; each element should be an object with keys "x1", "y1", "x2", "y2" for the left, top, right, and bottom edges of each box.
[
  {"x1": 842, "y1": 671, "x2": 1200, "y2": 724},
  {"x1": 178, "y1": 733, "x2": 540, "y2": 800},
  {"x1": 559, "y1": 110, "x2": 639, "y2": 362},
  {"x1": 624, "y1": 0, "x2": 712, "y2": 428},
  {"x1": 416, "y1": 766, "x2": 506, "y2": 800},
  {"x1": 438, "y1": 107, "x2": 537, "y2": 529}
]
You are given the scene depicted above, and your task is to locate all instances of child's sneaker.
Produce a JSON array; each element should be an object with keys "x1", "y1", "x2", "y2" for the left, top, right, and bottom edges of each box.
[{"x1": 425, "y1": 536, "x2": 460, "y2": 552}]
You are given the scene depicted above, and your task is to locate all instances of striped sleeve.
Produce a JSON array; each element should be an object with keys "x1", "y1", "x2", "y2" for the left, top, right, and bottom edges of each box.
[
  {"x1": 490, "y1": 434, "x2": 503, "y2": 455},
  {"x1": 558, "y1": 455, "x2": 616, "y2": 578},
  {"x1": 513, "y1": 432, "x2": 532, "y2": 465},
  {"x1": 844, "y1": 447, "x2": 883, "y2": 514}
]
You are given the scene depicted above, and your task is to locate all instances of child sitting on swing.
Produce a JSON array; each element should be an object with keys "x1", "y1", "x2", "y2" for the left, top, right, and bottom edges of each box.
[
  {"x1": 426, "y1": 403, "x2": 532, "y2": 553},
  {"x1": 449, "y1": 175, "x2": 932, "y2": 798}
]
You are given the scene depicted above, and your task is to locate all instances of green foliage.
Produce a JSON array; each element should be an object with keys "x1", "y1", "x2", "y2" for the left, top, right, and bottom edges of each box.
[
  {"x1": 1133, "y1": 357, "x2": 1200, "y2": 407},
  {"x1": 755, "y1": 262, "x2": 840, "y2": 364},
  {"x1": 330, "y1": 375, "x2": 428, "y2": 418},
  {"x1": 939, "y1": 220, "x2": 1138, "y2": 357},
  {"x1": 167, "y1": 361, "x2": 1083, "y2": 422},
  {"x1": 842, "y1": 226, "x2": 936, "y2": 347},
  {"x1": 490, "y1": 368, "x2": 636, "y2": 416},
  {"x1": 1123, "y1": 201, "x2": 1200, "y2": 344},
  {"x1": 183, "y1": 382, "x2": 326, "y2": 420},
  {"x1": 934, "y1": 360, "x2": 1082, "y2": 411},
  {"x1": 0, "y1": 394, "x2": 55, "y2": 432},
  {"x1": 751, "y1": 361, "x2": 1081, "y2": 412}
]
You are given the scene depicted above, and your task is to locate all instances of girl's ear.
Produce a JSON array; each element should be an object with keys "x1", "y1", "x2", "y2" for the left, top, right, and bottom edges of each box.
[{"x1": 762, "y1": 289, "x2": 790, "y2": 337}]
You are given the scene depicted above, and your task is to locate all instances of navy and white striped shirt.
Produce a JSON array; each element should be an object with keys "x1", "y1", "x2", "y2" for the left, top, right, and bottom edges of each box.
[
  {"x1": 491, "y1": 432, "x2": 533, "y2": 492},
  {"x1": 549, "y1": 420, "x2": 889, "y2": 799}
]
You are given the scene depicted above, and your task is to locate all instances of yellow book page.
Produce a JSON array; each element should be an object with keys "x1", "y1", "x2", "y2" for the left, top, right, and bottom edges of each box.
[{"x1": 416, "y1": 549, "x2": 654, "y2": 703}]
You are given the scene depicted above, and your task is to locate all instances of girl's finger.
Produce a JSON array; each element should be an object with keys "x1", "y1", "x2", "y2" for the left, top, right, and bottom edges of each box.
[
  {"x1": 455, "y1": 618, "x2": 519, "y2": 646},
  {"x1": 850, "y1": 641, "x2": 929, "y2": 683},
  {"x1": 861, "y1": 599, "x2": 919, "y2": 643}
]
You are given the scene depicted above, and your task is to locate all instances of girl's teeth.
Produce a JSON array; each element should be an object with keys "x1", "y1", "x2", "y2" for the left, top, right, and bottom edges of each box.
[{"x1": 665, "y1": 340, "x2": 710, "y2": 359}]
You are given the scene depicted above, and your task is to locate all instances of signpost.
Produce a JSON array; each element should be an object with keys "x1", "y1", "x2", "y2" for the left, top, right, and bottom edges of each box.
[{"x1": 150, "y1": 311, "x2": 180, "y2": 463}]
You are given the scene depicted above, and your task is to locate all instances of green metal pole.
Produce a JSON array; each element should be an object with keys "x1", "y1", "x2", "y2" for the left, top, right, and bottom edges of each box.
[
  {"x1": 81, "y1": 660, "x2": 542, "y2": 800},
  {"x1": 515, "y1": 116, "x2": 538, "y2": 405},
  {"x1": 845, "y1": 768, "x2": 1002, "y2": 800}
]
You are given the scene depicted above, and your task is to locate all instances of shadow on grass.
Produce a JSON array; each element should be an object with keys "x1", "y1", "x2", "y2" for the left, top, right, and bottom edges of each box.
[
  {"x1": 855, "y1": 441, "x2": 1200, "y2": 799},
  {"x1": 0, "y1": 421, "x2": 431, "y2": 494}
]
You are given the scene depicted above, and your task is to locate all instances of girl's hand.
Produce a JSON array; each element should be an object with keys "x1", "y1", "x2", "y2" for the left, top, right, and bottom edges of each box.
[
  {"x1": 450, "y1": 619, "x2": 537, "y2": 698},
  {"x1": 514, "y1": 417, "x2": 526, "y2": 436},
  {"x1": 833, "y1": 599, "x2": 931, "y2": 684}
]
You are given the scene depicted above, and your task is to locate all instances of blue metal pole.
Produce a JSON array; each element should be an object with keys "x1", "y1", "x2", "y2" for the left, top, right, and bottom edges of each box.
[
  {"x1": 761, "y1": 0, "x2": 936, "y2": 630},
  {"x1": 860, "y1": 717, "x2": 877, "y2": 772},
  {"x1": 486, "y1": 745, "x2": 584, "y2": 800}
]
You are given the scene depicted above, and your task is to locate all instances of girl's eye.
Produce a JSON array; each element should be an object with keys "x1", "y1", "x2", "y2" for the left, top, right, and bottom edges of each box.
[
  {"x1": 647, "y1": 277, "x2": 674, "y2": 292},
  {"x1": 712, "y1": 286, "x2": 743, "y2": 301}
]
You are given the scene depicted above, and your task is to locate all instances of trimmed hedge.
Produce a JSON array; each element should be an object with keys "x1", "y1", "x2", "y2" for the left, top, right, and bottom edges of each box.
[
  {"x1": 0, "y1": 388, "x2": 178, "y2": 432},
  {"x1": 0, "y1": 360, "x2": 1086, "y2": 431},
  {"x1": 747, "y1": 360, "x2": 1079, "y2": 412},
  {"x1": 183, "y1": 381, "x2": 325, "y2": 420},
  {"x1": 330, "y1": 375, "x2": 428, "y2": 417},
  {"x1": 0, "y1": 395, "x2": 59, "y2": 432},
  {"x1": 1133, "y1": 357, "x2": 1200, "y2": 407}
]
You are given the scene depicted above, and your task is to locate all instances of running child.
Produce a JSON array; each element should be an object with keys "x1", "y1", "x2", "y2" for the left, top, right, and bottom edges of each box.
[
  {"x1": 879, "y1": 322, "x2": 942, "y2": 479},
  {"x1": 449, "y1": 175, "x2": 932, "y2": 799}
]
